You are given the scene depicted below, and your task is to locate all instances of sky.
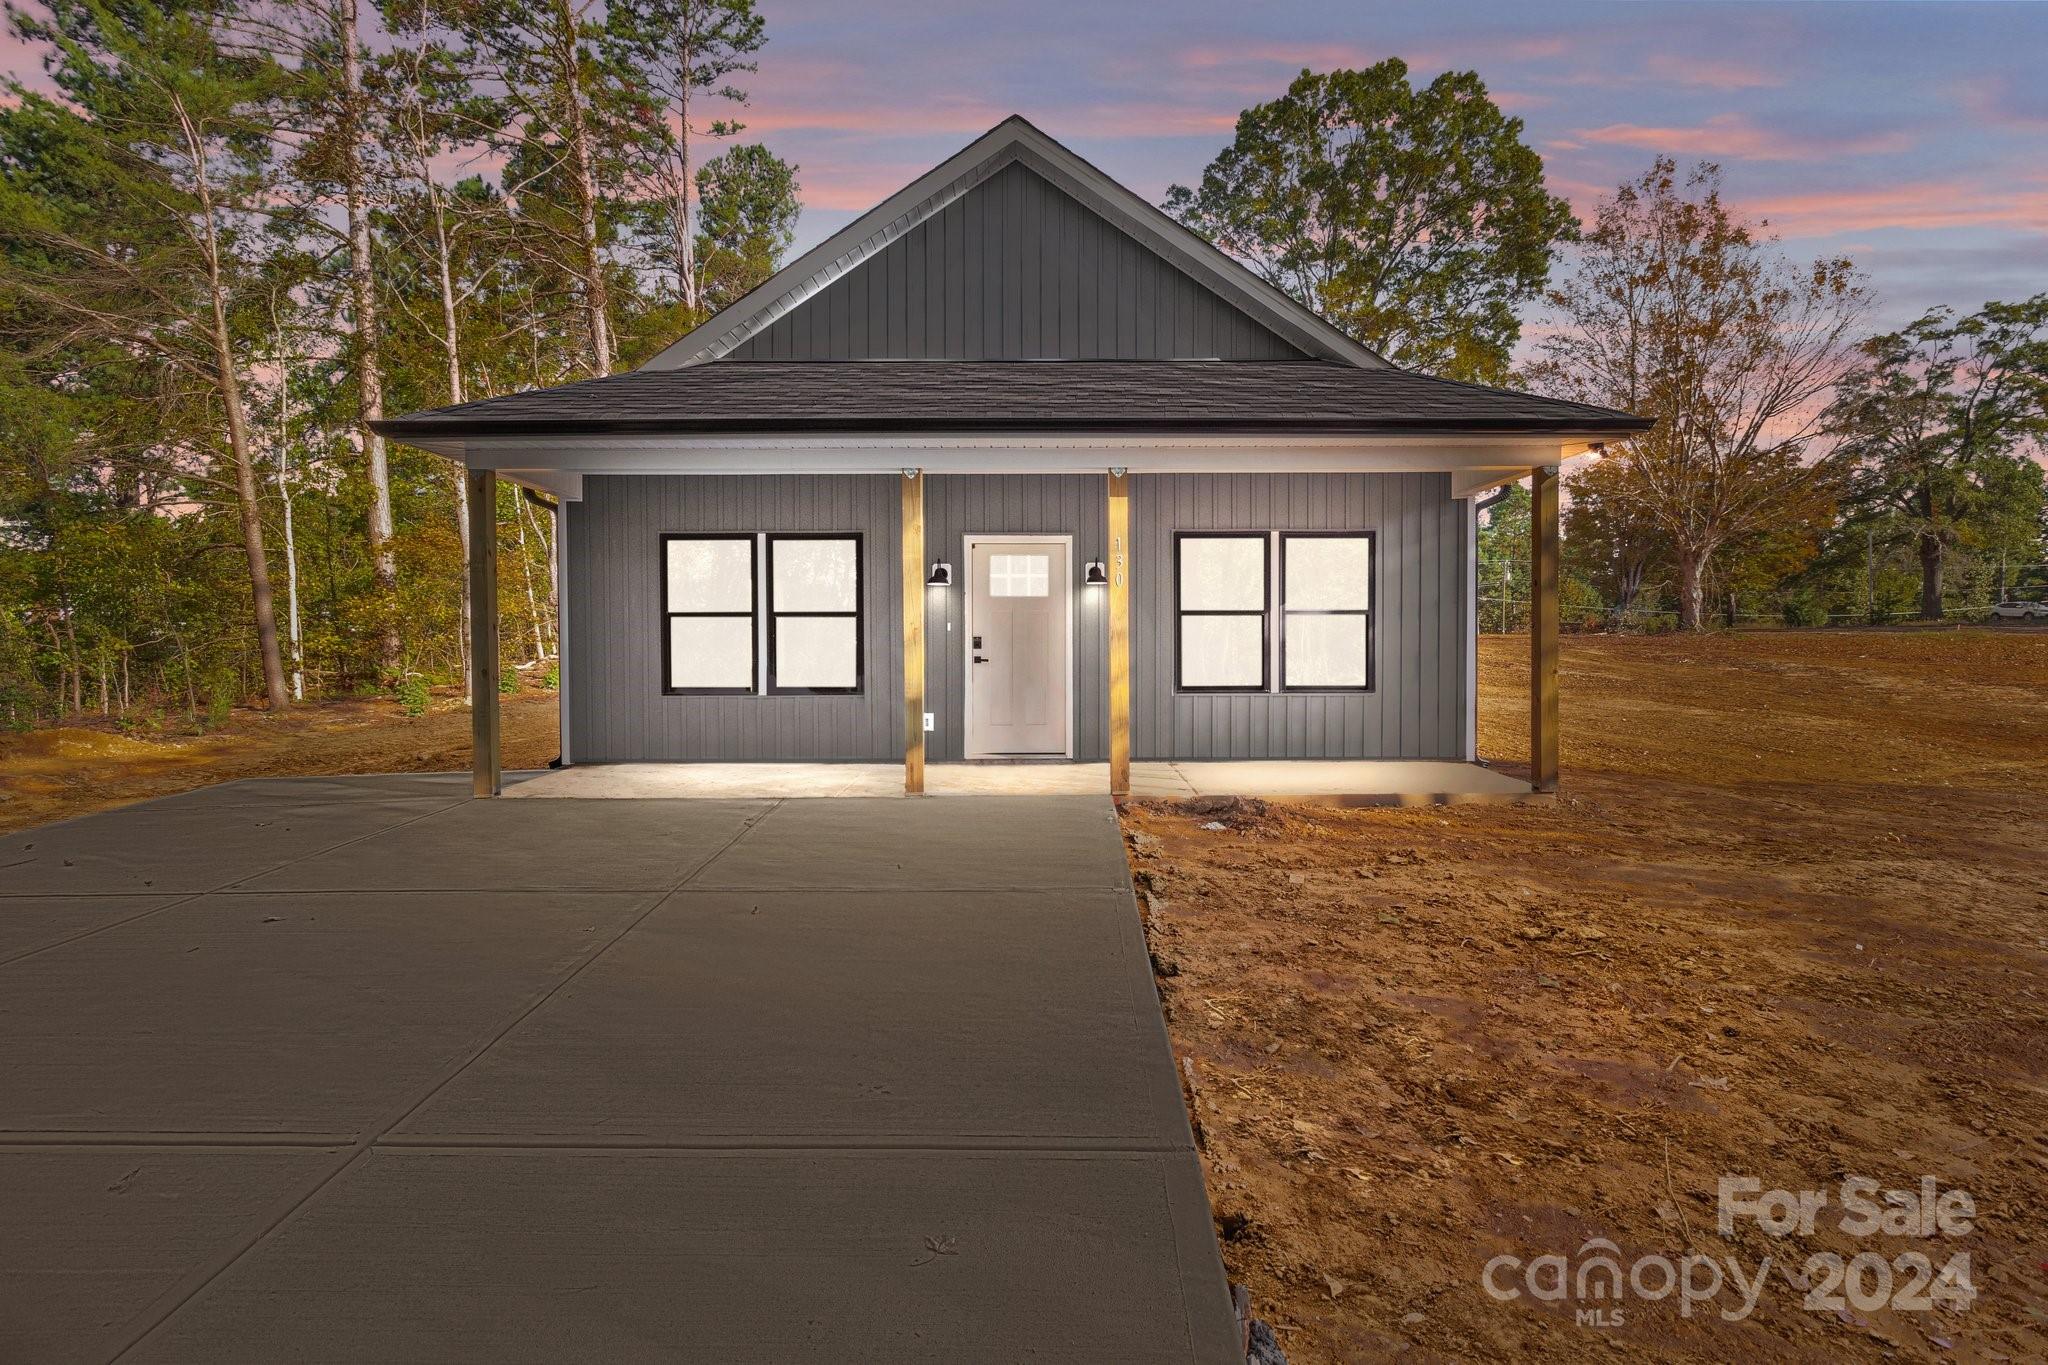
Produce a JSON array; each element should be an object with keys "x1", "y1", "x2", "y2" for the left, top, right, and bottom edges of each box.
[
  {"x1": 3, "y1": 0, "x2": 2040, "y2": 340},
  {"x1": 733, "y1": 0, "x2": 2048, "y2": 340}
]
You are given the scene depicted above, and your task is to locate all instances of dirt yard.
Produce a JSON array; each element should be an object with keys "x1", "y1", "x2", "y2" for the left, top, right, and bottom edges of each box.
[
  {"x1": 1126, "y1": 629, "x2": 2048, "y2": 1363},
  {"x1": 0, "y1": 689, "x2": 561, "y2": 833}
]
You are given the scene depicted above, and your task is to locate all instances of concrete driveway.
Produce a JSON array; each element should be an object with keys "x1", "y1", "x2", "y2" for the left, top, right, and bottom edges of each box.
[{"x1": 0, "y1": 776, "x2": 1239, "y2": 1363}]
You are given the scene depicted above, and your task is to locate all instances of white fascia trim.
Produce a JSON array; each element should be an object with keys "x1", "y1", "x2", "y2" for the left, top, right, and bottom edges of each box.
[{"x1": 461, "y1": 434, "x2": 1576, "y2": 480}]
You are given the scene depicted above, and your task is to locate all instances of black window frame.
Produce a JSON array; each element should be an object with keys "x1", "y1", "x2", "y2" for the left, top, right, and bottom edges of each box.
[
  {"x1": 766, "y1": 532, "x2": 865, "y2": 696},
  {"x1": 1174, "y1": 531, "x2": 1271, "y2": 694},
  {"x1": 1278, "y1": 530, "x2": 1376, "y2": 694},
  {"x1": 660, "y1": 532, "x2": 758, "y2": 697}
]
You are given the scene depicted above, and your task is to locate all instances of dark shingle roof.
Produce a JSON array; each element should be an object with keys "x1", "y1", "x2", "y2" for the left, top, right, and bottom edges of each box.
[{"x1": 374, "y1": 361, "x2": 1650, "y2": 440}]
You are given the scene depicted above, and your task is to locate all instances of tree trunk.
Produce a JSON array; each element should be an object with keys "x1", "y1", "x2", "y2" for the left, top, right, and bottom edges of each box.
[
  {"x1": 338, "y1": 0, "x2": 398, "y2": 678},
  {"x1": 272, "y1": 303, "x2": 306, "y2": 700},
  {"x1": 1918, "y1": 531, "x2": 1944, "y2": 621},
  {"x1": 426, "y1": 184, "x2": 474, "y2": 700},
  {"x1": 672, "y1": 37, "x2": 696, "y2": 313},
  {"x1": 1676, "y1": 552, "x2": 1708, "y2": 632},
  {"x1": 558, "y1": 0, "x2": 615, "y2": 376},
  {"x1": 176, "y1": 94, "x2": 288, "y2": 709}
]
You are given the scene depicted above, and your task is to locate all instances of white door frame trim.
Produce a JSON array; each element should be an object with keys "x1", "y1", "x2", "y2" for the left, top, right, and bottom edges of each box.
[{"x1": 961, "y1": 533, "x2": 1076, "y2": 760}]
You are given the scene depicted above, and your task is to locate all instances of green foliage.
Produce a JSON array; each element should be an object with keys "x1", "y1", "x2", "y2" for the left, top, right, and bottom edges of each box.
[
  {"x1": 542, "y1": 662, "x2": 559, "y2": 691},
  {"x1": 1165, "y1": 62, "x2": 1575, "y2": 383},
  {"x1": 694, "y1": 143, "x2": 800, "y2": 310},
  {"x1": 1475, "y1": 483, "x2": 1529, "y2": 632},
  {"x1": 0, "y1": 0, "x2": 792, "y2": 728},
  {"x1": 1781, "y1": 591, "x2": 1829, "y2": 628},
  {"x1": 497, "y1": 670, "x2": 517, "y2": 695},
  {"x1": 395, "y1": 675, "x2": 430, "y2": 717},
  {"x1": 1826, "y1": 295, "x2": 2048, "y2": 620}
]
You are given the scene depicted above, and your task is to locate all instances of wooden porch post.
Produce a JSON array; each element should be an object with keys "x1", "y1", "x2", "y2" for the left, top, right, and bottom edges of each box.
[
  {"x1": 902, "y1": 469, "x2": 926, "y2": 795},
  {"x1": 1529, "y1": 464, "x2": 1560, "y2": 793},
  {"x1": 466, "y1": 469, "x2": 501, "y2": 797},
  {"x1": 1107, "y1": 469, "x2": 1130, "y2": 800}
]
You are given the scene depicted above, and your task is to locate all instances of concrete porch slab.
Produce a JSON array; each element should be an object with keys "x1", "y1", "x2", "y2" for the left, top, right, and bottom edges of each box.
[
  {"x1": 1164, "y1": 759, "x2": 1537, "y2": 806},
  {"x1": 499, "y1": 758, "x2": 1533, "y2": 804},
  {"x1": 131, "y1": 1147, "x2": 1240, "y2": 1365}
]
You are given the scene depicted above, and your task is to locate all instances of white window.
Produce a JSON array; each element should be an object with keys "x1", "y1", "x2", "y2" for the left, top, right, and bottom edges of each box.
[
  {"x1": 1176, "y1": 534, "x2": 1268, "y2": 691},
  {"x1": 768, "y1": 535, "x2": 862, "y2": 693},
  {"x1": 663, "y1": 535, "x2": 756, "y2": 694},
  {"x1": 1281, "y1": 533, "x2": 1372, "y2": 691},
  {"x1": 988, "y1": 552, "x2": 1050, "y2": 597}
]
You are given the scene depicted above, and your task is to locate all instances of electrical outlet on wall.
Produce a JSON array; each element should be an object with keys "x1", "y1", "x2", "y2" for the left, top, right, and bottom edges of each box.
[{"x1": 923, "y1": 713, "x2": 935, "y2": 732}]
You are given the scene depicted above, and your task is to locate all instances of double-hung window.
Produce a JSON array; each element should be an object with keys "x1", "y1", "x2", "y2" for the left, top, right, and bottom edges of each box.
[
  {"x1": 1173, "y1": 530, "x2": 1375, "y2": 694},
  {"x1": 1280, "y1": 532, "x2": 1373, "y2": 692},
  {"x1": 661, "y1": 532, "x2": 864, "y2": 696},
  {"x1": 1176, "y1": 533, "x2": 1269, "y2": 692},
  {"x1": 767, "y1": 534, "x2": 862, "y2": 694},
  {"x1": 662, "y1": 534, "x2": 756, "y2": 695}
]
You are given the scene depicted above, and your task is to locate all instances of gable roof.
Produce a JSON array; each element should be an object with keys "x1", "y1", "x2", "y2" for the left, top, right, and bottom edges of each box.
[
  {"x1": 374, "y1": 361, "x2": 1653, "y2": 440},
  {"x1": 641, "y1": 115, "x2": 1387, "y2": 370},
  {"x1": 720, "y1": 160, "x2": 1307, "y2": 362}
]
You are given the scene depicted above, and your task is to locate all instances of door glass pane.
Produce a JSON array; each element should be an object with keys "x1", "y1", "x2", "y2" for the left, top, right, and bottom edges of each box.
[
  {"x1": 773, "y1": 538, "x2": 857, "y2": 612},
  {"x1": 988, "y1": 552, "x2": 1050, "y2": 597},
  {"x1": 1286, "y1": 613, "x2": 1369, "y2": 687},
  {"x1": 669, "y1": 616, "x2": 753, "y2": 689},
  {"x1": 1285, "y1": 536, "x2": 1370, "y2": 610},
  {"x1": 666, "y1": 539, "x2": 752, "y2": 613},
  {"x1": 775, "y1": 616, "x2": 858, "y2": 689},
  {"x1": 1179, "y1": 537, "x2": 1265, "y2": 611},
  {"x1": 1180, "y1": 614, "x2": 1264, "y2": 688}
]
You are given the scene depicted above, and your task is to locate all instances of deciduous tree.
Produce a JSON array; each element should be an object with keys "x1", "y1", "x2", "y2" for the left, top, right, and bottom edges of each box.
[
  {"x1": 1826, "y1": 295, "x2": 2048, "y2": 619},
  {"x1": 1527, "y1": 159, "x2": 1867, "y2": 631},
  {"x1": 1165, "y1": 62, "x2": 1575, "y2": 383}
]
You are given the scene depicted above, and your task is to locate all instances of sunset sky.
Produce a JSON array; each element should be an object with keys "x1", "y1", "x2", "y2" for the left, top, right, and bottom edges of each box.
[
  {"x1": 738, "y1": 0, "x2": 2047, "y2": 338},
  {"x1": 4, "y1": 0, "x2": 2040, "y2": 340}
]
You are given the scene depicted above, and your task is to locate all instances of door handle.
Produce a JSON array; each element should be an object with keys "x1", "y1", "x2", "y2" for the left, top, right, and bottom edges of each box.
[{"x1": 973, "y1": 655, "x2": 990, "y2": 663}]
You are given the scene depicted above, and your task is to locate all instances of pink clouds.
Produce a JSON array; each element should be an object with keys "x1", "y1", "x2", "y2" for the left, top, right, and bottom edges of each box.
[
  {"x1": 1736, "y1": 179, "x2": 2048, "y2": 236},
  {"x1": 1955, "y1": 73, "x2": 2048, "y2": 131},
  {"x1": 1640, "y1": 53, "x2": 1782, "y2": 91},
  {"x1": 1578, "y1": 112, "x2": 1914, "y2": 162}
]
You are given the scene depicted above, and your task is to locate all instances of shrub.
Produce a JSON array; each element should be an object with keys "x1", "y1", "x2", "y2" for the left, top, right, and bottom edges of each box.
[
  {"x1": 1781, "y1": 592, "x2": 1829, "y2": 628},
  {"x1": 498, "y1": 671, "x2": 518, "y2": 695},
  {"x1": 541, "y1": 663, "x2": 559, "y2": 691},
  {"x1": 395, "y1": 676, "x2": 430, "y2": 717}
]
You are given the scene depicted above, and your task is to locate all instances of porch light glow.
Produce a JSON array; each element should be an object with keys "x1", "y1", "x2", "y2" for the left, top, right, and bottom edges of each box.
[
  {"x1": 925, "y1": 561, "x2": 953, "y2": 587},
  {"x1": 1083, "y1": 561, "x2": 1109, "y2": 586}
]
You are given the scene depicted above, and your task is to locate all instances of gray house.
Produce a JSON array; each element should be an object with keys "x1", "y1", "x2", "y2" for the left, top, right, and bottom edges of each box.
[{"x1": 378, "y1": 116, "x2": 1647, "y2": 800}]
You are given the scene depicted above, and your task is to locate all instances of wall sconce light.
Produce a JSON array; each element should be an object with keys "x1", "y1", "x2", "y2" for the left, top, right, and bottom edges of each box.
[
  {"x1": 1083, "y1": 561, "x2": 1109, "y2": 587},
  {"x1": 925, "y1": 561, "x2": 952, "y2": 587}
]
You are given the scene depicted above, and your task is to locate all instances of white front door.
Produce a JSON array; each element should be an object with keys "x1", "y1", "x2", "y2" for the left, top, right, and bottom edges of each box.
[{"x1": 965, "y1": 539, "x2": 1070, "y2": 757}]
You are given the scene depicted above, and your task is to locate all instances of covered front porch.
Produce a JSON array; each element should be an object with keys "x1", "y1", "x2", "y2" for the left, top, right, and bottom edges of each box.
[
  {"x1": 459, "y1": 456, "x2": 1567, "y2": 805},
  {"x1": 501, "y1": 758, "x2": 1541, "y2": 805}
]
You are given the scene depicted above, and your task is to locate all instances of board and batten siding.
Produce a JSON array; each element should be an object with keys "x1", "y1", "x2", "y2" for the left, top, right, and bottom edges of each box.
[
  {"x1": 1130, "y1": 473, "x2": 1470, "y2": 761},
  {"x1": 923, "y1": 474, "x2": 1109, "y2": 761},
  {"x1": 565, "y1": 474, "x2": 901, "y2": 762},
  {"x1": 727, "y1": 163, "x2": 1305, "y2": 362}
]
